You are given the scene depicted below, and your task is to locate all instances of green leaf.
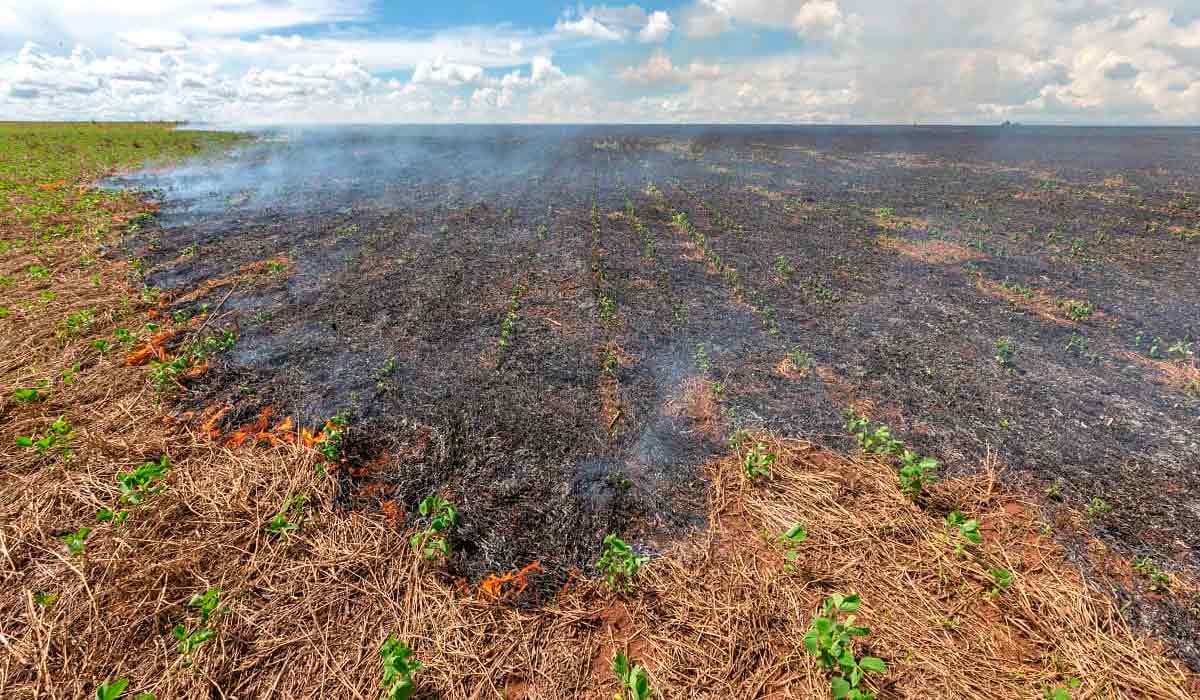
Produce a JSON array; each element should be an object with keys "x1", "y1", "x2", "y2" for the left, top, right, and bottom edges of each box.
[
  {"x1": 859, "y1": 656, "x2": 887, "y2": 674},
  {"x1": 839, "y1": 594, "x2": 861, "y2": 612},
  {"x1": 831, "y1": 676, "x2": 851, "y2": 699},
  {"x1": 611, "y1": 652, "x2": 629, "y2": 680},
  {"x1": 15, "y1": 436, "x2": 33, "y2": 447},
  {"x1": 632, "y1": 668, "x2": 650, "y2": 699},
  {"x1": 96, "y1": 678, "x2": 129, "y2": 700}
]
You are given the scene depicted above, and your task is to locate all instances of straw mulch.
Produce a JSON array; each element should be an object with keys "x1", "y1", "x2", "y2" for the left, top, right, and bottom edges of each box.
[{"x1": 2, "y1": 361, "x2": 1196, "y2": 699}]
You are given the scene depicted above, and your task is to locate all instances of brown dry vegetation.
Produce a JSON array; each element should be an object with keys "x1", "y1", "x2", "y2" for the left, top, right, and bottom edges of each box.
[{"x1": 4, "y1": 395, "x2": 1199, "y2": 698}]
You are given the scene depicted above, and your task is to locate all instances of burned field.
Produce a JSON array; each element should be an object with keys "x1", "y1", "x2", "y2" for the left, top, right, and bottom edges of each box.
[
  {"x1": 117, "y1": 126, "x2": 1199, "y2": 605},
  {"x1": 7, "y1": 123, "x2": 1200, "y2": 697}
]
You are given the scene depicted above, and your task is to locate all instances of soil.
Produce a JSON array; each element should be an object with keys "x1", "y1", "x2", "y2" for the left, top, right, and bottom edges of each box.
[{"x1": 108, "y1": 124, "x2": 1200, "y2": 664}]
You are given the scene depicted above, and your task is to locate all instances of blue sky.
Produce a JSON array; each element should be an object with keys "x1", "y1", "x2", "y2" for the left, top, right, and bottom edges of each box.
[{"x1": 1, "y1": 1, "x2": 1198, "y2": 124}]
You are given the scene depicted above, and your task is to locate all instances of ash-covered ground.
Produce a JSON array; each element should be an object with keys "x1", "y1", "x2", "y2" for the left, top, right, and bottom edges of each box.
[{"x1": 113, "y1": 125, "x2": 1199, "y2": 650}]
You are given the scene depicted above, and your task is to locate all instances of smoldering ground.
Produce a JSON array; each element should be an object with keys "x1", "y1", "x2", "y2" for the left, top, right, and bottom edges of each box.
[{"x1": 111, "y1": 126, "x2": 1199, "y2": 642}]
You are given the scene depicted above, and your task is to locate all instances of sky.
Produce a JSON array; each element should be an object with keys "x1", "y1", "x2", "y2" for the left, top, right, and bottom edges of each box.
[{"x1": 1, "y1": 1, "x2": 1198, "y2": 124}]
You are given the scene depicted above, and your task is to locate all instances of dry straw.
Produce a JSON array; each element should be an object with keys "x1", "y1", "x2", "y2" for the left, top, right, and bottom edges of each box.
[{"x1": 2, "y1": 362, "x2": 1196, "y2": 700}]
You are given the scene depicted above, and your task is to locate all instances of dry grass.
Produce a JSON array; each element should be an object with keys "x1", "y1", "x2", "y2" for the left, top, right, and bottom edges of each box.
[
  {"x1": 875, "y1": 235, "x2": 984, "y2": 265},
  {"x1": 3, "y1": 354, "x2": 1197, "y2": 699}
]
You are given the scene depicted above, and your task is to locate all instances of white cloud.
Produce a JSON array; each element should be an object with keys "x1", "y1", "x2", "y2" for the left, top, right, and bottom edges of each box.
[
  {"x1": 620, "y1": 50, "x2": 721, "y2": 84},
  {"x1": 556, "y1": 15, "x2": 626, "y2": 41},
  {"x1": 117, "y1": 29, "x2": 190, "y2": 53},
  {"x1": 639, "y1": 11, "x2": 675, "y2": 42},
  {"x1": 556, "y1": 5, "x2": 675, "y2": 43},
  {"x1": 1, "y1": 1, "x2": 1198, "y2": 124},
  {"x1": 683, "y1": 0, "x2": 859, "y2": 41},
  {"x1": 411, "y1": 56, "x2": 485, "y2": 86},
  {"x1": 1, "y1": 1, "x2": 369, "y2": 43},
  {"x1": 531, "y1": 56, "x2": 566, "y2": 83}
]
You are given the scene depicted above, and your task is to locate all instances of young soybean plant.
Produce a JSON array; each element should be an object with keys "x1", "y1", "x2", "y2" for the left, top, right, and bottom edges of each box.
[
  {"x1": 744, "y1": 443, "x2": 776, "y2": 481},
  {"x1": 597, "y1": 534, "x2": 649, "y2": 592},
  {"x1": 95, "y1": 678, "x2": 156, "y2": 700},
  {"x1": 379, "y1": 636, "x2": 422, "y2": 700},
  {"x1": 944, "y1": 511, "x2": 982, "y2": 556},
  {"x1": 897, "y1": 450, "x2": 938, "y2": 499},
  {"x1": 803, "y1": 594, "x2": 887, "y2": 700},
  {"x1": 410, "y1": 494, "x2": 457, "y2": 561},
  {"x1": 779, "y1": 523, "x2": 808, "y2": 571},
  {"x1": 611, "y1": 652, "x2": 653, "y2": 700},
  {"x1": 117, "y1": 456, "x2": 170, "y2": 505},
  {"x1": 173, "y1": 587, "x2": 226, "y2": 664},
  {"x1": 842, "y1": 410, "x2": 902, "y2": 456}
]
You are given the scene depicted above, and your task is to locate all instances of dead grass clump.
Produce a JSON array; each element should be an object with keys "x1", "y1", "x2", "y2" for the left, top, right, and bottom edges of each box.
[
  {"x1": 875, "y1": 234, "x2": 984, "y2": 265},
  {"x1": 1116, "y1": 351, "x2": 1200, "y2": 395},
  {"x1": 975, "y1": 276, "x2": 1106, "y2": 326}
]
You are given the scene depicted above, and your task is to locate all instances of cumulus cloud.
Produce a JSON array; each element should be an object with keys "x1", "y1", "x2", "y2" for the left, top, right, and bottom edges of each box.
[
  {"x1": 556, "y1": 15, "x2": 626, "y2": 41},
  {"x1": 682, "y1": 0, "x2": 858, "y2": 41},
  {"x1": 620, "y1": 50, "x2": 721, "y2": 84},
  {"x1": 117, "y1": 29, "x2": 190, "y2": 52},
  {"x1": 411, "y1": 56, "x2": 485, "y2": 86},
  {"x1": 1, "y1": 0, "x2": 1199, "y2": 124},
  {"x1": 639, "y1": 11, "x2": 675, "y2": 42},
  {"x1": 557, "y1": 5, "x2": 675, "y2": 43}
]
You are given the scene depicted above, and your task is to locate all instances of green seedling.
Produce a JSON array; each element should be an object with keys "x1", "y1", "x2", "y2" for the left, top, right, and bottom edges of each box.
[
  {"x1": 117, "y1": 455, "x2": 169, "y2": 505},
  {"x1": 97, "y1": 508, "x2": 130, "y2": 526},
  {"x1": 149, "y1": 356, "x2": 187, "y2": 392},
  {"x1": 1061, "y1": 300, "x2": 1095, "y2": 321},
  {"x1": 12, "y1": 387, "x2": 41, "y2": 402},
  {"x1": 92, "y1": 339, "x2": 111, "y2": 353},
  {"x1": 266, "y1": 494, "x2": 308, "y2": 536},
  {"x1": 61, "y1": 526, "x2": 91, "y2": 555},
  {"x1": 611, "y1": 652, "x2": 653, "y2": 700},
  {"x1": 1132, "y1": 557, "x2": 1170, "y2": 592},
  {"x1": 1043, "y1": 677, "x2": 1082, "y2": 700},
  {"x1": 28, "y1": 264, "x2": 51, "y2": 279},
  {"x1": 174, "y1": 587, "x2": 226, "y2": 661},
  {"x1": 897, "y1": 450, "x2": 939, "y2": 499},
  {"x1": 779, "y1": 522, "x2": 808, "y2": 569},
  {"x1": 843, "y1": 409, "x2": 902, "y2": 455},
  {"x1": 34, "y1": 591, "x2": 58, "y2": 607},
  {"x1": 16, "y1": 415, "x2": 74, "y2": 459},
  {"x1": 787, "y1": 347, "x2": 814, "y2": 373},
  {"x1": 694, "y1": 344, "x2": 711, "y2": 373},
  {"x1": 189, "y1": 587, "x2": 226, "y2": 624},
  {"x1": 96, "y1": 679, "x2": 129, "y2": 700},
  {"x1": 318, "y1": 414, "x2": 349, "y2": 462},
  {"x1": 410, "y1": 494, "x2": 457, "y2": 560},
  {"x1": 1086, "y1": 497, "x2": 1112, "y2": 520},
  {"x1": 744, "y1": 443, "x2": 776, "y2": 481},
  {"x1": 995, "y1": 338, "x2": 1016, "y2": 369},
  {"x1": 945, "y1": 511, "x2": 982, "y2": 555},
  {"x1": 803, "y1": 593, "x2": 887, "y2": 700},
  {"x1": 173, "y1": 626, "x2": 216, "y2": 657},
  {"x1": 598, "y1": 294, "x2": 617, "y2": 324},
  {"x1": 596, "y1": 533, "x2": 648, "y2": 592},
  {"x1": 774, "y1": 254, "x2": 795, "y2": 281},
  {"x1": 380, "y1": 636, "x2": 422, "y2": 700},
  {"x1": 987, "y1": 568, "x2": 1012, "y2": 598}
]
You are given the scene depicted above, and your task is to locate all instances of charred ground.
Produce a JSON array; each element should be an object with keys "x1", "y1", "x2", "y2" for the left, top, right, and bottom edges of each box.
[{"x1": 115, "y1": 125, "x2": 1199, "y2": 609}]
